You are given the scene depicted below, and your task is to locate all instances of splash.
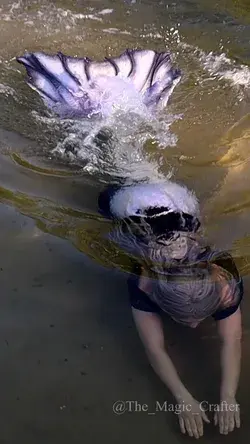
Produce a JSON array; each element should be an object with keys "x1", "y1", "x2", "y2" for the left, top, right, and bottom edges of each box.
[
  {"x1": 17, "y1": 48, "x2": 181, "y2": 181},
  {"x1": 43, "y1": 109, "x2": 177, "y2": 182},
  {"x1": 0, "y1": 83, "x2": 16, "y2": 97},
  {"x1": 31, "y1": 94, "x2": 179, "y2": 183},
  {"x1": 0, "y1": 1, "x2": 113, "y2": 31},
  {"x1": 181, "y1": 42, "x2": 250, "y2": 94},
  {"x1": 199, "y1": 51, "x2": 250, "y2": 88}
]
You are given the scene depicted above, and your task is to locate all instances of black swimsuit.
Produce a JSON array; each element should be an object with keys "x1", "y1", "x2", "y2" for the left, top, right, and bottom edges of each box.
[{"x1": 98, "y1": 185, "x2": 243, "y2": 321}]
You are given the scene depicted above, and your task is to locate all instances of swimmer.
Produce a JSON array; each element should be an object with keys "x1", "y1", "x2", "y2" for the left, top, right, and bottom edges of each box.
[{"x1": 98, "y1": 181, "x2": 243, "y2": 439}]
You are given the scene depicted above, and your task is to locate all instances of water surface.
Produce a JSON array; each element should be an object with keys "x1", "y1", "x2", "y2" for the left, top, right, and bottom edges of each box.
[{"x1": 0, "y1": 1, "x2": 250, "y2": 442}]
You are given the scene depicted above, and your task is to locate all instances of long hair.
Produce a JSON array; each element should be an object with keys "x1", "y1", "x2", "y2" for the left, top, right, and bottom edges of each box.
[
  {"x1": 144, "y1": 239, "x2": 240, "y2": 324},
  {"x1": 110, "y1": 216, "x2": 241, "y2": 324}
]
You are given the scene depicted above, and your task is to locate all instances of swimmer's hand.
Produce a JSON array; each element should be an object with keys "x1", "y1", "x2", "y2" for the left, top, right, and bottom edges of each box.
[
  {"x1": 216, "y1": 307, "x2": 242, "y2": 434},
  {"x1": 178, "y1": 395, "x2": 210, "y2": 438},
  {"x1": 132, "y1": 309, "x2": 210, "y2": 438},
  {"x1": 214, "y1": 396, "x2": 240, "y2": 434}
]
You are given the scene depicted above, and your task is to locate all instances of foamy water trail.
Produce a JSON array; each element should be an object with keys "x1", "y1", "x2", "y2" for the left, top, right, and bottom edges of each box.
[
  {"x1": 181, "y1": 42, "x2": 250, "y2": 94},
  {"x1": 32, "y1": 104, "x2": 178, "y2": 182},
  {"x1": 25, "y1": 64, "x2": 180, "y2": 182},
  {"x1": 200, "y1": 51, "x2": 250, "y2": 88},
  {"x1": 3, "y1": 0, "x2": 248, "y2": 183},
  {"x1": 0, "y1": 1, "x2": 113, "y2": 32},
  {"x1": 0, "y1": 83, "x2": 16, "y2": 97}
]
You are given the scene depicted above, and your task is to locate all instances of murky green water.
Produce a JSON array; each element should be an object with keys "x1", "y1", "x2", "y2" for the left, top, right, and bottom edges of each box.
[
  {"x1": 0, "y1": 1, "x2": 250, "y2": 442},
  {"x1": 1, "y1": 0, "x2": 250, "y2": 272}
]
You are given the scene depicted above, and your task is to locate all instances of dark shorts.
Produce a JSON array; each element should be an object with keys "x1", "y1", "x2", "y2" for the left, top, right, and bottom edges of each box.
[
  {"x1": 98, "y1": 185, "x2": 121, "y2": 219},
  {"x1": 99, "y1": 186, "x2": 243, "y2": 321}
]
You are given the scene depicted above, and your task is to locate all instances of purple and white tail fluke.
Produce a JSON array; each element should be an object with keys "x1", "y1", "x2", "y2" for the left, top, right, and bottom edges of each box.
[{"x1": 17, "y1": 49, "x2": 181, "y2": 118}]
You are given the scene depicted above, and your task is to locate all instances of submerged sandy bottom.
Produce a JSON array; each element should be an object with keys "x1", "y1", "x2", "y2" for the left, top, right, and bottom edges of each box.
[
  {"x1": 1, "y1": 203, "x2": 250, "y2": 444},
  {"x1": 1, "y1": 0, "x2": 250, "y2": 441}
]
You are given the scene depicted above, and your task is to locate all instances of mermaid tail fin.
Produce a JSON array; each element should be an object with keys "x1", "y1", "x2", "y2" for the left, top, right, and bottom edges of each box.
[
  {"x1": 16, "y1": 52, "x2": 99, "y2": 118},
  {"x1": 17, "y1": 49, "x2": 181, "y2": 118}
]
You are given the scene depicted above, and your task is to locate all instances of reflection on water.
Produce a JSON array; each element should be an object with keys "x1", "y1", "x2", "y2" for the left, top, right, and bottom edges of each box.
[
  {"x1": 10, "y1": 152, "x2": 83, "y2": 177},
  {"x1": 0, "y1": 0, "x2": 250, "y2": 276},
  {"x1": 0, "y1": 183, "x2": 138, "y2": 273}
]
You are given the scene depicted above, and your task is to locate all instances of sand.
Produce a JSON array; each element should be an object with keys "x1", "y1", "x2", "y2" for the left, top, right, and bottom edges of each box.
[{"x1": 0, "y1": 203, "x2": 249, "y2": 443}]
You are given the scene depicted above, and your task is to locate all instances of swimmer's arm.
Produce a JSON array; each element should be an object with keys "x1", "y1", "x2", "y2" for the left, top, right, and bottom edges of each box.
[
  {"x1": 132, "y1": 308, "x2": 191, "y2": 402},
  {"x1": 217, "y1": 307, "x2": 242, "y2": 401}
]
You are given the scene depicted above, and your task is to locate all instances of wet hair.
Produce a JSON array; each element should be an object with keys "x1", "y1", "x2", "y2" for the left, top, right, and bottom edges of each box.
[
  {"x1": 110, "y1": 214, "x2": 241, "y2": 325},
  {"x1": 144, "y1": 241, "x2": 240, "y2": 325}
]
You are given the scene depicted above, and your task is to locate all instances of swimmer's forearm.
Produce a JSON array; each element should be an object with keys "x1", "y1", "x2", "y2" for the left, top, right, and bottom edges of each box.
[
  {"x1": 146, "y1": 347, "x2": 192, "y2": 401},
  {"x1": 218, "y1": 308, "x2": 242, "y2": 399},
  {"x1": 220, "y1": 336, "x2": 241, "y2": 399},
  {"x1": 132, "y1": 308, "x2": 191, "y2": 401}
]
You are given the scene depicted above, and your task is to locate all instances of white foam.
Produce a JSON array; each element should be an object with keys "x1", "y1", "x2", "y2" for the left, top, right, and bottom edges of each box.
[
  {"x1": 221, "y1": 66, "x2": 250, "y2": 87},
  {"x1": 98, "y1": 9, "x2": 114, "y2": 15},
  {"x1": 181, "y1": 43, "x2": 250, "y2": 91},
  {"x1": 31, "y1": 93, "x2": 177, "y2": 181},
  {"x1": 0, "y1": 83, "x2": 16, "y2": 97},
  {"x1": 28, "y1": 63, "x2": 180, "y2": 181},
  {"x1": 102, "y1": 28, "x2": 131, "y2": 35},
  {"x1": 91, "y1": 76, "x2": 151, "y2": 118},
  {"x1": 1, "y1": 2, "x2": 113, "y2": 30},
  {"x1": 103, "y1": 28, "x2": 120, "y2": 34},
  {"x1": 200, "y1": 51, "x2": 250, "y2": 87},
  {"x1": 47, "y1": 105, "x2": 177, "y2": 181},
  {"x1": 140, "y1": 32, "x2": 163, "y2": 39},
  {"x1": 9, "y1": 1, "x2": 22, "y2": 14}
]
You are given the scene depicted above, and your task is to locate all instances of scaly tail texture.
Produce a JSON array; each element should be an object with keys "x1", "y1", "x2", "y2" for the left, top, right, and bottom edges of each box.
[{"x1": 17, "y1": 49, "x2": 181, "y2": 118}]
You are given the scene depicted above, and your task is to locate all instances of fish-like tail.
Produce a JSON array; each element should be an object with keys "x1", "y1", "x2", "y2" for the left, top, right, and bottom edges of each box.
[
  {"x1": 142, "y1": 52, "x2": 181, "y2": 109},
  {"x1": 16, "y1": 52, "x2": 100, "y2": 118},
  {"x1": 17, "y1": 49, "x2": 181, "y2": 117}
]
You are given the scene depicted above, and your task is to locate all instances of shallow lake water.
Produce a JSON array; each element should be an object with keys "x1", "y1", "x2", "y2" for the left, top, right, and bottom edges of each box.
[{"x1": 0, "y1": 0, "x2": 250, "y2": 442}]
